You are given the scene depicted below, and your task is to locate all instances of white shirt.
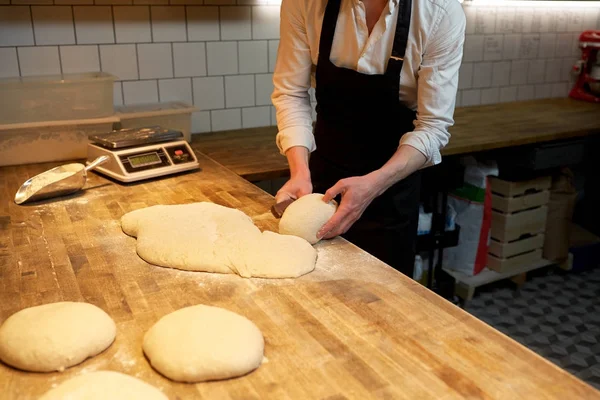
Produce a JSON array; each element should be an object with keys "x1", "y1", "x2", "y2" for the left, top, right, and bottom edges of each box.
[{"x1": 272, "y1": 0, "x2": 466, "y2": 167}]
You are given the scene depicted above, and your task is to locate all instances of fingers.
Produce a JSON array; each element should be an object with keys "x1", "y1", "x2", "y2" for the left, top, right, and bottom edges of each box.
[
  {"x1": 274, "y1": 191, "x2": 293, "y2": 204},
  {"x1": 322, "y1": 180, "x2": 345, "y2": 203},
  {"x1": 316, "y1": 207, "x2": 347, "y2": 239}
]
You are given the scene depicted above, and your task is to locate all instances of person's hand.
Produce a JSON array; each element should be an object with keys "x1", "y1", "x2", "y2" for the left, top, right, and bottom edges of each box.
[
  {"x1": 317, "y1": 173, "x2": 383, "y2": 240},
  {"x1": 275, "y1": 176, "x2": 312, "y2": 203}
]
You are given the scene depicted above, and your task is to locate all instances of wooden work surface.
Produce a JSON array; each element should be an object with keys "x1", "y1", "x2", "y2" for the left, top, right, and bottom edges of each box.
[
  {"x1": 1, "y1": 154, "x2": 598, "y2": 399},
  {"x1": 192, "y1": 98, "x2": 600, "y2": 181}
]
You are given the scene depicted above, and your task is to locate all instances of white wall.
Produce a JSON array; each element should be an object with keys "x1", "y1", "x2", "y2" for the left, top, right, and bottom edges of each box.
[{"x1": 0, "y1": 2, "x2": 599, "y2": 134}]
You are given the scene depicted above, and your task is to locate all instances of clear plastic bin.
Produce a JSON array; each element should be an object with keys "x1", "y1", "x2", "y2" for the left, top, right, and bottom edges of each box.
[
  {"x1": 116, "y1": 102, "x2": 197, "y2": 142},
  {"x1": 0, "y1": 72, "x2": 116, "y2": 125},
  {"x1": 0, "y1": 116, "x2": 118, "y2": 166}
]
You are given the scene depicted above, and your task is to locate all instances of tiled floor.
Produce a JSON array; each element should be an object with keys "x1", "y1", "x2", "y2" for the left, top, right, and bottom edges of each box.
[{"x1": 465, "y1": 267, "x2": 600, "y2": 390}]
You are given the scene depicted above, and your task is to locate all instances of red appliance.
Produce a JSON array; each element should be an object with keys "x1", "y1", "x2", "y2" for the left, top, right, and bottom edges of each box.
[{"x1": 570, "y1": 30, "x2": 600, "y2": 103}]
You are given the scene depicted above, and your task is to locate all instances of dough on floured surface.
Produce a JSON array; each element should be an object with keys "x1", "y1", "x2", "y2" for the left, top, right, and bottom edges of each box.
[
  {"x1": 279, "y1": 193, "x2": 337, "y2": 244},
  {"x1": 0, "y1": 302, "x2": 116, "y2": 372},
  {"x1": 39, "y1": 371, "x2": 168, "y2": 400},
  {"x1": 121, "y1": 202, "x2": 316, "y2": 278},
  {"x1": 143, "y1": 305, "x2": 264, "y2": 383}
]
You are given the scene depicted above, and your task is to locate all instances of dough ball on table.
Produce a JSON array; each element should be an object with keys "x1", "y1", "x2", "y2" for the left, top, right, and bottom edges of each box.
[
  {"x1": 279, "y1": 193, "x2": 338, "y2": 244},
  {"x1": 39, "y1": 371, "x2": 168, "y2": 400},
  {"x1": 0, "y1": 302, "x2": 116, "y2": 372},
  {"x1": 143, "y1": 305, "x2": 264, "y2": 383}
]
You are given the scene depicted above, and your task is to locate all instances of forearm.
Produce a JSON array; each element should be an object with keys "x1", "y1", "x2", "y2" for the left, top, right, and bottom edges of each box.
[
  {"x1": 370, "y1": 145, "x2": 427, "y2": 196},
  {"x1": 285, "y1": 146, "x2": 311, "y2": 180}
]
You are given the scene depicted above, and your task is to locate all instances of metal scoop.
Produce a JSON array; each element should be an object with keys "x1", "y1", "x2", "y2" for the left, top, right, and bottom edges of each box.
[{"x1": 14, "y1": 155, "x2": 109, "y2": 205}]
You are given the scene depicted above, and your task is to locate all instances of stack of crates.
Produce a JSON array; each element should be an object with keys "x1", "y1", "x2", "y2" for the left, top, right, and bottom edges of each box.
[{"x1": 488, "y1": 176, "x2": 551, "y2": 272}]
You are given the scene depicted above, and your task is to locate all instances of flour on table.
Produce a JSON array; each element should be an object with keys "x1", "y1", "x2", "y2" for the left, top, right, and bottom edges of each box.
[
  {"x1": 39, "y1": 371, "x2": 167, "y2": 400},
  {"x1": 143, "y1": 305, "x2": 264, "y2": 383},
  {"x1": 121, "y1": 202, "x2": 316, "y2": 278},
  {"x1": 0, "y1": 302, "x2": 116, "y2": 372}
]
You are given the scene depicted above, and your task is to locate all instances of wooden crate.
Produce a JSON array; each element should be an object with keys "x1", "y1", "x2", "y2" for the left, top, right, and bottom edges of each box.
[
  {"x1": 491, "y1": 206, "x2": 548, "y2": 242},
  {"x1": 490, "y1": 176, "x2": 551, "y2": 197},
  {"x1": 488, "y1": 249, "x2": 543, "y2": 273},
  {"x1": 489, "y1": 234, "x2": 545, "y2": 258},
  {"x1": 492, "y1": 190, "x2": 550, "y2": 213}
]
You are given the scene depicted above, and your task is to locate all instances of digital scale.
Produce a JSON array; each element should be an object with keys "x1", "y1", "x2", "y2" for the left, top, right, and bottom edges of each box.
[{"x1": 87, "y1": 126, "x2": 200, "y2": 183}]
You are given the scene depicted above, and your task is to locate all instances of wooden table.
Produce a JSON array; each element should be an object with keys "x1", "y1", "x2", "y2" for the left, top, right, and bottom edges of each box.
[
  {"x1": 192, "y1": 98, "x2": 600, "y2": 181},
  {"x1": 1, "y1": 154, "x2": 598, "y2": 399}
]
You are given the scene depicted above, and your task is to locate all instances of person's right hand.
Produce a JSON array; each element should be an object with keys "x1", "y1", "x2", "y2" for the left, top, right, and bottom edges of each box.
[{"x1": 275, "y1": 176, "x2": 312, "y2": 204}]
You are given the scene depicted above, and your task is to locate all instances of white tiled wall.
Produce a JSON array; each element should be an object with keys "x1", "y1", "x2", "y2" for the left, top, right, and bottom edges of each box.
[{"x1": 0, "y1": 2, "x2": 599, "y2": 134}]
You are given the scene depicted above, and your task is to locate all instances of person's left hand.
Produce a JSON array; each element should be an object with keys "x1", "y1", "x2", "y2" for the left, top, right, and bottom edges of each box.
[{"x1": 317, "y1": 173, "x2": 383, "y2": 240}]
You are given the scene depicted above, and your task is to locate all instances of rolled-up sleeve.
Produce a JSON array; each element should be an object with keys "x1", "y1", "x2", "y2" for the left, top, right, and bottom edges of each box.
[
  {"x1": 400, "y1": 0, "x2": 466, "y2": 167},
  {"x1": 272, "y1": 0, "x2": 316, "y2": 155}
]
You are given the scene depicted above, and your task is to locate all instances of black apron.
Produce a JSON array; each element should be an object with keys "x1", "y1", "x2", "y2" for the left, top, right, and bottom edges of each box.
[{"x1": 310, "y1": 0, "x2": 421, "y2": 277}]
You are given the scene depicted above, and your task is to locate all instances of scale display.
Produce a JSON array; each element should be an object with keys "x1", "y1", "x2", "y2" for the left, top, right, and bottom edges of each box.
[{"x1": 128, "y1": 152, "x2": 162, "y2": 168}]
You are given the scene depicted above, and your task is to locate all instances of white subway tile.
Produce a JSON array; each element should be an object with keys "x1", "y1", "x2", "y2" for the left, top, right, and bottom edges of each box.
[
  {"x1": 151, "y1": 6, "x2": 186, "y2": 42},
  {"x1": 270, "y1": 105, "x2": 277, "y2": 126},
  {"x1": 242, "y1": 106, "x2": 270, "y2": 128},
  {"x1": 567, "y1": 10, "x2": 583, "y2": 33},
  {"x1": 268, "y1": 40, "x2": 279, "y2": 72},
  {"x1": 463, "y1": 5, "x2": 476, "y2": 35},
  {"x1": 455, "y1": 90, "x2": 462, "y2": 108},
  {"x1": 499, "y1": 86, "x2": 517, "y2": 103},
  {"x1": 173, "y1": 42, "x2": 206, "y2": 77},
  {"x1": 0, "y1": 48, "x2": 19, "y2": 78},
  {"x1": 100, "y1": 44, "x2": 139, "y2": 80},
  {"x1": 556, "y1": 11, "x2": 568, "y2": 33},
  {"x1": 238, "y1": 0, "x2": 267, "y2": 4},
  {"x1": 255, "y1": 73, "x2": 273, "y2": 105},
  {"x1": 463, "y1": 35, "x2": 484, "y2": 63},
  {"x1": 158, "y1": 77, "x2": 193, "y2": 103},
  {"x1": 220, "y1": 6, "x2": 251, "y2": 40},
  {"x1": 225, "y1": 74, "x2": 254, "y2": 108},
  {"x1": 555, "y1": 33, "x2": 573, "y2": 58},
  {"x1": 517, "y1": 85, "x2": 535, "y2": 101},
  {"x1": 191, "y1": 111, "x2": 212, "y2": 134},
  {"x1": 252, "y1": 6, "x2": 280, "y2": 40},
  {"x1": 483, "y1": 35, "x2": 503, "y2": 61},
  {"x1": 114, "y1": 6, "x2": 152, "y2": 43},
  {"x1": 32, "y1": 6, "x2": 75, "y2": 45},
  {"x1": 561, "y1": 58, "x2": 577, "y2": 81},
  {"x1": 583, "y1": 8, "x2": 599, "y2": 31},
  {"x1": 458, "y1": 62, "x2": 473, "y2": 90},
  {"x1": 472, "y1": 62, "x2": 493, "y2": 88},
  {"x1": 496, "y1": 7, "x2": 515, "y2": 34},
  {"x1": 461, "y1": 89, "x2": 481, "y2": 107},
  {"x1": 192, "y1": 76, "x2": 224, "y2": 110},
  {"x1": 134, "y1": 0, "x2": 168, "y2": 5},
  {"x1": 123, "y1": 80, "x2": 159, "y2": 104},
  {"x1": 474, "y1": 7, "x2": 496, "y2": 35},
  {"x1": 527, "y1": 59, "x2": 546, "y2": 84},
  {"x1": 536, "y1": 9, "x2": 557, "y2": 33},
  {"x1": 535, "y1": 84, "x2": 552, "y2": 99},
  {"x1": 60, "y1": 45, "x2": 100, "y2": 74},
  {"x1": 113, "y1": 81, "x2": 123, "y2": 105},
  {"x1": 137, "y1": 43, "x2": 173, "y2": 79},
  {"x1": 502, "y1": 34, "x2": 520, "y2": 60},
  {"x1": 95, "y1": 0, "x2": 131, "y2": 5},
  {"x1": 0, "y1": 6, "x2": 34, "y2": 46},
  {"x1": 544, "y1": 59, "x2": 562, "y2": 83},
  {"x1": 519, "y1": 34, "x2": 539, "y2": 59},
  {"x1": 211, "y1": 109, "x2": 241, "y2": 131},
  {"x1": 187, "y1": 6, "x2": 220, "y2": 41},
  {"x1": 18, "y1": 46, "x2": 61, "y2": 76},
  {"x1": 12, "y1": 0, "x2": 52, "y2": 4},
  {"x1": 538, "y1": 33, "x2": 556, "y2": 59},
  {"x1": 206, "y1": 41, "x2": 238, "y2": 75},
  {"x1": 551, "y1": 82, "x2": 569, "y2": 98},
  {"x1": 238, "y1": 41, "x2": 268, "y2": 74},
  {"x1": 204, "y1": 0, "x2": 235, "y2": 5},
  {"x1": 170, "y1": 0, "x2": 203, "y2": 5},
  {"x1": 492, "y1": 61, "x2": 510, "y2": 87},
  {"x1": 510, "y1": 60, "x2": 528, "y2": 85},
  {"x1": 74, "y1": 6, "x2": 115, "y2": 44},
  {"x1": 480, "y1": 87, "x2": 499, "y2": 105}
]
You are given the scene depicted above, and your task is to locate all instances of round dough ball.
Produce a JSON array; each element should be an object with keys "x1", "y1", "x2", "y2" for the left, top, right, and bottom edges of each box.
[
  {"x1": 40, "y1": 371, "x2": 168, "y2": 400},
  {"x1": 0, "y1": 302, "x2": 116, "y2": 372},
  {"x1": 279, "y1": 193, "x2": 338, "y2": 244},
  {"x1": 143, "y1": 305, "x2": 264, "y2": 382}
]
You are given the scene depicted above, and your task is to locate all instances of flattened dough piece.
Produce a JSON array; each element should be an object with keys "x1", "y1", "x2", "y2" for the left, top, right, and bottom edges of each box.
[
  {"x1": 121, "y1": 202, "x2": 316, "y2": 278},
  {"x1": 40, "y1": 371, "x2": 168, "y2": 400},
  {"x1": 279, "y1": 193, "x2": 337, "y2": 244},
  {"x1": 0, "y1": 302, "x2": 116, "y2": 372},
  {"x1": 143, "y1": 305, "x2": 264, "y2": 382}
]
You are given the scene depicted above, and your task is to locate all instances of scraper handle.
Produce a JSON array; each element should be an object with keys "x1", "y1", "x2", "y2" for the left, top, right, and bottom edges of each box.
[{"x1": 85, "y1": 155, "x2": 110, "y2": 172}]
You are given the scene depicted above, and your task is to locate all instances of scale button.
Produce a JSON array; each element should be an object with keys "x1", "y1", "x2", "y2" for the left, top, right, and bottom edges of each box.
[{"x1": 174, "y1": 150, "x2": 184, "y2": 156}]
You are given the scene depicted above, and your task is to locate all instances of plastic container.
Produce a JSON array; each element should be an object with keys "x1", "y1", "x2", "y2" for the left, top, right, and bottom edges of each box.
[
  {"x1": 0, "y1": 72, "x2": 116, "y2": 125},
  {"x1": 0, "y1": 116, "x2": 118, "y2": 166},
  {"x1": 116, "y1": 102, "x2": 197, "y2": 142}
]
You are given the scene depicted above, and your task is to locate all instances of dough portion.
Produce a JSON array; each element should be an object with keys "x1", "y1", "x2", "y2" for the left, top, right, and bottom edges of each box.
[
  {"x1": 40, "y1": 371, "x2": 168, "y2": 400},
  {"x1": 279, "y1": 193, "x2": 338, "y2": 244},
  {"x1": 143, "y1": 305, "x2": 264, "y2": 382},
  {"x1": 121, "y1": 202, "x2": 316, "y2": 278},
  {"x1": 0, "y1": 302, "x2": 116, "y2": 372}
]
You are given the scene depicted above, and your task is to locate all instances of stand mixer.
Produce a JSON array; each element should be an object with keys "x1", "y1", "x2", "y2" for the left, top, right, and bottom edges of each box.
[{"x1": 570, "y1": 30, "x2": 600, "y2": 103}]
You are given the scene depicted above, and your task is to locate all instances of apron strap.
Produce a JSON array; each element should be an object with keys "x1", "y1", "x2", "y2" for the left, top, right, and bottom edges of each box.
[
  {"x1": 387, "y1": 0, "x2": 412, "y2": 76},
  {"x1": 318, "y1": 0, "x2": 343, "y2": 65}
]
